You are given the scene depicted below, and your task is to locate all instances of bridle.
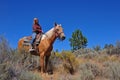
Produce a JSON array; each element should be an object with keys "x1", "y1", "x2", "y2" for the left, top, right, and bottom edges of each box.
[{"x1": 54, "y1": 28, "x2": 64, "y2": 38}]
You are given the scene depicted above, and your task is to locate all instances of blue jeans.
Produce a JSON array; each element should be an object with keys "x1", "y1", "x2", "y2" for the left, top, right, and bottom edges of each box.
[{"x1": 30, "y1": 32, "x2": 36, "y2": 44}]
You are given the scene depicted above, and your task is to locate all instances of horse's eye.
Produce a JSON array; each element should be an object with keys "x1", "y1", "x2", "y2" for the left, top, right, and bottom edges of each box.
[{"x1": 56, "y1": 29, "x2": 59, "y2": 31}]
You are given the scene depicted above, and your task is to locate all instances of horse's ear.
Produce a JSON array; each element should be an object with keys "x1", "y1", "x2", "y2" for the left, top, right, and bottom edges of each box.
[
  {"x1": 54, "y1": 22, "x2": 57, "y2": 26},
  {"x1": 59, "y1": 24, "x2": 61, "y2": 26}
]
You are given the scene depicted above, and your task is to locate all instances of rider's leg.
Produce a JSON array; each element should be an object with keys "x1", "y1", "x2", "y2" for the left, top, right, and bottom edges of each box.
[{"x1": 29, "y1": 32, "x2": 36, "y2": 51}]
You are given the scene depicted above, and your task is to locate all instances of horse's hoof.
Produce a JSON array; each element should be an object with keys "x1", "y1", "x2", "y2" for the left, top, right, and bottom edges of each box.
[{"x1": 48, "y1": 71, "x2": 53, "y2": 75}]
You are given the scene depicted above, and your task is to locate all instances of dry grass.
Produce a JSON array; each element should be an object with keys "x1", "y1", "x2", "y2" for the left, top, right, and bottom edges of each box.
[{"x1": 0, "y1": 36, "x2": 120, "y2": 80}]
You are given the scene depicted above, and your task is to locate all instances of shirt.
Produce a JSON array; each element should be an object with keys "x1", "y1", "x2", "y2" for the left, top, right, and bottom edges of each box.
[{"x1": 32, "y1": 24, "x2": 42, "y2": 34}]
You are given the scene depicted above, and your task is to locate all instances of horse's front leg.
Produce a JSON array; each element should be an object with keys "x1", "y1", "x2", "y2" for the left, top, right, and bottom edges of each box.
[
  {"x1": 40, "y1": 54, "x2": 45, "y2": 73},
  {"x1": 45, "y1": 55, "x2": 50, "y2": 73}
]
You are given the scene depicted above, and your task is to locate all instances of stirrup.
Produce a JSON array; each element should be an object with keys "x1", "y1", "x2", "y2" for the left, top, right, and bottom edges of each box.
[{"x1": 29, "y1": 48, "x2": 35, "y2": 52}]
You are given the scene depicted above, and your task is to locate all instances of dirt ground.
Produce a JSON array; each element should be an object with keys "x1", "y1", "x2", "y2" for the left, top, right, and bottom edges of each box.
[{"x1": 33, "y1": 70, "x2": 80, "y2": 80}]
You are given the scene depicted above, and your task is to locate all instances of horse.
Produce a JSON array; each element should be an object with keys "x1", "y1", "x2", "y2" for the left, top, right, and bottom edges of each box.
[{"x1": 18, "y1": 23, "x2": 66, "y2": 73}]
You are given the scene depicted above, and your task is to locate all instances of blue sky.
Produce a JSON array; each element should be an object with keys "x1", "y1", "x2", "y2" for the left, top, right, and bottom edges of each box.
[{"x1": 0, "y1": 0, "x2": 120, "y2": 51}]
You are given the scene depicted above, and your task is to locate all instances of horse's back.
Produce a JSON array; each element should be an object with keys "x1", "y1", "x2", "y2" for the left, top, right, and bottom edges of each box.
[
  {"x1": 18, "y1": 34, "x2": 47, "y2": 53},
  {"x1": 18, "y1": 36, "x2": 31, "y2": 52}
]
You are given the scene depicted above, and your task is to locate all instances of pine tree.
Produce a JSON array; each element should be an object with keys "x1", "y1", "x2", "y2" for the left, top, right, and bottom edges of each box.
[{"x1": 69, "y1": 29, "x2": 88, "y2": 51}]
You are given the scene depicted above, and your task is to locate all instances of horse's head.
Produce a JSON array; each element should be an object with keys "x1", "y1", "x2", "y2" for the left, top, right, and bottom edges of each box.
[{"x1": 54, "y1": 23, "x2": 66, "y2": 41}]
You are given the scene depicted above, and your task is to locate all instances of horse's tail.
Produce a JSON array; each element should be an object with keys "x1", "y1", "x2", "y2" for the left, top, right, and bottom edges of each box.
[{"x1": 18, "y1": 38, "x2": 23, "y2": 51}]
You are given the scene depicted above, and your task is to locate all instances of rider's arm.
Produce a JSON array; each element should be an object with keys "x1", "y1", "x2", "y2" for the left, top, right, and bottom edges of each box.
[{"x1": 33, "y1": 25, "x2": 42, "y2": 33}]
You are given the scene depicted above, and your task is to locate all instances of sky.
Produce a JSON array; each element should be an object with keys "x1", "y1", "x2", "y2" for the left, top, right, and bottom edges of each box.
[{"x1": 0, "y1": 0, "x2": 120, "y2": 51}]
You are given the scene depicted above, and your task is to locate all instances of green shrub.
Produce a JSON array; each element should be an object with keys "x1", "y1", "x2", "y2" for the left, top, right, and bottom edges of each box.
[
  {"x1": 61, "y1": 51, "x2": 79, "y2": 74},
  {"x1": 79, "y1": 62, "x2": 101, "y2": 80},
  {"x1": 96, "y1": 53, "x2": 109, "y2": 63},
  {"x1": 103, "y1": 61, "x2": 120, "y2": 80},
  {"x1": 82, "y1": 53, "x2": 99, "y2": 60},
  {"x1": 0, "y1": 36, "x2": 41, "y2": 80},
  {"x1": 19, "y1": 71, "x2": 42, "y2": 80},
  {"x1": 79, "y1": 69, "x2": 94, "y2": 80}
]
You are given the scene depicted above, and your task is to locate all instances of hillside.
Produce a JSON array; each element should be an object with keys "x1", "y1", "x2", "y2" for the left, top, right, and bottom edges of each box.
[{"x1": 0, "y1": 36, "x2": 120, "y2": 80}]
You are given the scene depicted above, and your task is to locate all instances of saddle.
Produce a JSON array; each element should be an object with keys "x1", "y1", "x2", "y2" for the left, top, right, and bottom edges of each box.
[{"x1": 23, "y1": 33, "x2": 42, "y2": 47}]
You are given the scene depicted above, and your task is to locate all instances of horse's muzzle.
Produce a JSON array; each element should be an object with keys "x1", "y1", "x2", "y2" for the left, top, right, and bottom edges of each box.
[{"x1": 61, "y1": 36, "x2": 66, "y2": 40}]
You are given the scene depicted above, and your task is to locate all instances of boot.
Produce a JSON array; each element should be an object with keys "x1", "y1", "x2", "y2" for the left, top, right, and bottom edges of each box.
[{"x1": 29, "y1": 43, "x2": 35, "y2": 52}]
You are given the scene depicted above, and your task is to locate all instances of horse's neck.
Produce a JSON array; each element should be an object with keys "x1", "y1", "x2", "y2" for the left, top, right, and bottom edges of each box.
[
  {"x1": 44, "y1": 28, "x2": 57, "y2": 44},
  {"x1": 45, "y1": 28, "x2": 54, "y2": 38}
]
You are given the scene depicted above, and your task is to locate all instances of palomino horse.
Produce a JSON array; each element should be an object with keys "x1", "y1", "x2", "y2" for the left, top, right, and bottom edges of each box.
[{"x1": 18, "y1": 23, "x2": 65, "y2": 73}]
